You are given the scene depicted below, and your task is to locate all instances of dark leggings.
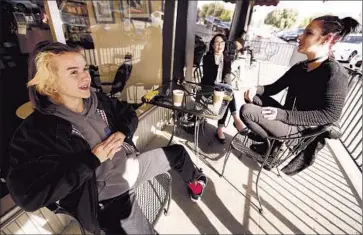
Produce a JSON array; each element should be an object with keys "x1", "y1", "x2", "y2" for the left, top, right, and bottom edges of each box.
[
  {"x1": 218, "y1": 94, "x2": 237, "y2": 127},
  {"x1": 240, "y1": 95, "x2": 300, "y2": 139}
]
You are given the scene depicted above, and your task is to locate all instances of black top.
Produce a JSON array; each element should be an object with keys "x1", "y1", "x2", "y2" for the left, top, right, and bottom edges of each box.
[
  {"x1": 256, "y1": 59, "x2": 349, "y2": 126},
  {"x1": 201, "y1": 52, "x2": 232, "y2": 86}
]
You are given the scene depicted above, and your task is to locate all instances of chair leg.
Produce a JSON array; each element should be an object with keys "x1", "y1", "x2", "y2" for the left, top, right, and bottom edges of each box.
[
  {"x1": 194, "y1": 67, "x2": 202, "y2": 83},
  {"x1": 255, "y1": 163, "x2": 264, "y2": 214},
  {"x1": 200, "y1": 118, "x2": 206, "y2": 136},
  {"x1": 198, "y1": 67, "x2": 202, "y2": 83},
  {"x1": 221, "y1": 145, "x2": 233, "y2": 177},
  {"x1": 167, "y1": 111, "x2": 177, "y2": 146},
  {"x1": 164, "y1": 175, "x2": 172, "y2": 216},
  {"x1": 256, "y1": 139, "x2": 272, "y2": 214}
]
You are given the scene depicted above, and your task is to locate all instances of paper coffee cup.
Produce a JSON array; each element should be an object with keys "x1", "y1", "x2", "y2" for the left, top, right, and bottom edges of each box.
[
  {"x1": 213, "y1": 90, "x2": 224, "y2": 105},
  {"x1": 173, "y1": 90, "x2": 184, "y2": 106}
]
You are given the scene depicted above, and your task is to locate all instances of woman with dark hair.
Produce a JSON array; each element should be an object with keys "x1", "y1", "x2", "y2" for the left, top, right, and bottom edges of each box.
[
  {"x1": 241, "y1": 16, "x2": 360, "y2": 174},
  {"x1": 202, "y1": 34, "x2": 245, "y2": 143},
  {"x1": 6, "y1": 41, "x2": 207, "y2": 234}
]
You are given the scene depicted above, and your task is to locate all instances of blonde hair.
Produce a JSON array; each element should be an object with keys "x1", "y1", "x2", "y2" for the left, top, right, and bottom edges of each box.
[
  {"x1": 27, "y1": 41, "x2": 84, "y2": 107},
  {"x1": 28, "y1": 51, "x2": 58, "y2": 95},
  {"x1": 28, "y1": 51, "x2": 80, "y2": 104}
]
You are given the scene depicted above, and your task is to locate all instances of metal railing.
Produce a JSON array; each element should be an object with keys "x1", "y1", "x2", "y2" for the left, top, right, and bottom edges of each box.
[
  {"x1": 81, "y1": 44, "x2": 145, "y2": 66},
  {"x1": 245, "y1": 40, "x2": 296, "y2": 67},
  {"x1": 340, "y1": 67, "x2": 362, "y2": 172},
  {"x1": 193, "y1": 34, "x2": 297, "y2": 67}
]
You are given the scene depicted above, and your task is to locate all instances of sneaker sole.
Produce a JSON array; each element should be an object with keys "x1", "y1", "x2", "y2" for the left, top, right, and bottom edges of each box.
[{"x1": 190, "y1": 195, "x2": 201, "y2": 202}]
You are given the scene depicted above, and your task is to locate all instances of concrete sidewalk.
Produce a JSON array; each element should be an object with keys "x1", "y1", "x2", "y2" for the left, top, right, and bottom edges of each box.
[
  {"x1": 148, "y1": 120, "x2": 362, "y2": 234},
  {"x1": 149, "y1": 65, "x2": 362, "y2": 234}
]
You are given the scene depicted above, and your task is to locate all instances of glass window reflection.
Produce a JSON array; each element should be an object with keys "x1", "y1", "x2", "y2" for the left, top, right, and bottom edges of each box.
[{"x1": 58, "y1": 0, "x2": 165, "y2": 109}]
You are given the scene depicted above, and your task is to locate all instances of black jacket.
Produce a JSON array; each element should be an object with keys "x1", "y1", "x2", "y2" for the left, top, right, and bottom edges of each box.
[
  {"x1": 6, "y1": 93, "x2": 138, "y2": 234},
  {"x1": 201, "y1": 52, "x2": 232, "y2": 86}
]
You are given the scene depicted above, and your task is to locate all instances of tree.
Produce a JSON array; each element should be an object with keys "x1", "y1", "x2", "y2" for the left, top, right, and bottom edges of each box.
[
  {"x1": 298, "y1": 12, "x2": 335, "y2": 28},
  {"x1": 206, "y1": 3, "x2": 224, "y2": 17},
  {"x1": 299, "y1": 16, "x2": 314, "y2": 28},
  {"x1": 264, "y1": 9, "x2": 298, "y2": 29},
  {"x1": 199, "y1": 3, "x2": 232, "y2": 22},
  {"x1": 199, "y1": 4, "x2": 209, "y2": 19},
  {"x1": 220, "y1": 10, "x2": 232, "y2": 22}
]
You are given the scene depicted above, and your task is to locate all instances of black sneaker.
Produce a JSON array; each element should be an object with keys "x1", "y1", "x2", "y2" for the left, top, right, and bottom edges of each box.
[
  {"x1": 253, "y1": 141, "x2": 284, "y2": 170},
  {"x1": 187, "y1": 175, "x2": 207, "y2": 202},
  {"x1": 250, "y1": 142, "x2": 268, "y2": 155}
]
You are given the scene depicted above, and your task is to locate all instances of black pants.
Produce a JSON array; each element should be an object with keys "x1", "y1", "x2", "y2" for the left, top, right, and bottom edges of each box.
[
  {"x1": 218, "y1": 94, "x2": 237, "y2": 127},
  {"x1": 240, "y1": 95, "x2": 300, "y2": 139},
  {"x1": 98, "y1": 144, "x2": 201, "y2": 235}
]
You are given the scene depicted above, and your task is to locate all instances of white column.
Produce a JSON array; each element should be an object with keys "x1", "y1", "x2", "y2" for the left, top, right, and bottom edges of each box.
[{"x1": 44, "y1": 0, "x2": 66, "y2": 43}]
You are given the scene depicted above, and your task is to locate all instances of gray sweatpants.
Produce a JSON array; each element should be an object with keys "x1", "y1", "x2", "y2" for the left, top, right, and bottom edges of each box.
[
  {"x1": 240, "y1": 95, "x2": 302, "y2": 139},
  {"x1": 98, "y1": 144, "x2": 199, "y2": 234}
]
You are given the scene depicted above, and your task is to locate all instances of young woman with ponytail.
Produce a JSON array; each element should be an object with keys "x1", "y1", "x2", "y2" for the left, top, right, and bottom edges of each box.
[{"x1": 240, "y1": 15, "x2": 360, "y2": 174}]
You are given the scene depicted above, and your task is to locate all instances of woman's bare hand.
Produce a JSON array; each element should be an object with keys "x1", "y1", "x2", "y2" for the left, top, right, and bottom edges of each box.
[
  {"x1": 244, "y1": 87, "x2": 257, "y2": 103},
  {"x1": 261, "y1": 107, "x2": 278, "y2": 120}
]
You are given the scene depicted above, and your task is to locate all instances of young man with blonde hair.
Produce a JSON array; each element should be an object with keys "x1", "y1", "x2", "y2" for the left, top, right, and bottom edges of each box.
[{"x1": 7, "y1": 41, "x2": 207, "y2": 234}]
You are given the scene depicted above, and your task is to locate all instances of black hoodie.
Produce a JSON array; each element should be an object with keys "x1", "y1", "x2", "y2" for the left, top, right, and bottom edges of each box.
[
  {"x1": 6, "y1": 88, "x2": 139, "y2": 233},
  {"x1": 44, "y1": 91, "x2": 140, "y2": 202}
]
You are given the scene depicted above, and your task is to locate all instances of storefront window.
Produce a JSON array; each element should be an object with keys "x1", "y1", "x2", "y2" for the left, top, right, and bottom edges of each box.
[{"x1": 57, "y1": 0, "x2": 165, "y2": 108}]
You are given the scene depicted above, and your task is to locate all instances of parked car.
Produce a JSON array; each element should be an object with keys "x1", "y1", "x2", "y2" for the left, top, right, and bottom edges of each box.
[
  {"x1": 204, "y1": 16, "x2": 230, "y2": 32},
  {"x1": 247, "y1": 27, "x2": 272, "y2": 41},
  {"x1": 332, "y1": 34, "x2": 362, "y2": 62},
  {"x1": 279, "y1": 28, "x2": 304, "y2": 42},
  {"x1": 349, "y1": 54, "x2": 362, "y2": 71},
  {"x1": 221, "y1": 21, "x2": 231, "y2": 29}
]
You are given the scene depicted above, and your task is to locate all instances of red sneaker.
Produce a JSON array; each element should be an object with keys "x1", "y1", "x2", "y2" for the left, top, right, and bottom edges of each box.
[{"x1": 187, "y1": 175, "x2": 207, "y2": 202}]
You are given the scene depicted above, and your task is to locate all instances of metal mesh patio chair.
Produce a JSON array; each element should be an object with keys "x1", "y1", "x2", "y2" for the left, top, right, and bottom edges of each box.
[
  {"x1": 48, "y1": 172, "x2": 172, "y2": 234},
  {"x1": 220, "y1": 125, "x2": 335, "y2": 214},
  {"x1": 193, "y1": 64, "x2": 203, "y2": 84}
]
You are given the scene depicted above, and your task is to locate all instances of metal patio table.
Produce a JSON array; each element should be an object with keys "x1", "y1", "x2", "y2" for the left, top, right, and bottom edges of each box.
[{"x1": 142, "y1": 81, "x2": 232, "y2": 172}]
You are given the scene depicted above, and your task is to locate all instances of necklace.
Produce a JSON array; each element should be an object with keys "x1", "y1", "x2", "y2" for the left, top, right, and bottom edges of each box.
[{"x1": 302, "y1": 57, "x2": 323, "y2": 70}]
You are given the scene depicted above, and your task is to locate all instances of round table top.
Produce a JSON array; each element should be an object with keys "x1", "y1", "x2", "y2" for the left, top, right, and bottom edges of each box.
[{"x1": 16, "y1": 101, "x2": 34, "y2": 119}]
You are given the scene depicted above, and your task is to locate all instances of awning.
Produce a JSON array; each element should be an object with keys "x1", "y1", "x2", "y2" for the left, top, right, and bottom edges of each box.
[
  {"x1": 224, "y1": 0, "x2": 279, "y2": 6},
  {"x1": 254, "y1": 0, "x2": 279, "y2": 6}
]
